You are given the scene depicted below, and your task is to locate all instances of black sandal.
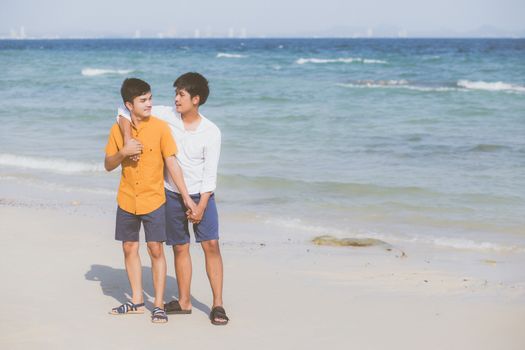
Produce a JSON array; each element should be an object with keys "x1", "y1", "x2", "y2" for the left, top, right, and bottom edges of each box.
[
  {"x1": 209, "y1": 306, "x2": 229, "y2": 325},
  {"x1": 164, "y1": 300, "x2": 192, "y2": 314}
]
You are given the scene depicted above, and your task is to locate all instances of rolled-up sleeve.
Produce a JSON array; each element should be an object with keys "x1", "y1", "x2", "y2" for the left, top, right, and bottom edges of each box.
[
  {"x1": 105, "y1": 125, "x2": 122, "y2": 156},
  {"x1": 200, "y1": 129, "x2": 221, "y2": 193},
  {"x1": 160, "y1": 123, "x2": 178, "y2": 158}
]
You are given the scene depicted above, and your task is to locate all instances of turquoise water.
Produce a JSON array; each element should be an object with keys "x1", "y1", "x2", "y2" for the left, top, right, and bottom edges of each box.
[{"x1": 1, "y1": 39, "x2": 524, "y2": 250}]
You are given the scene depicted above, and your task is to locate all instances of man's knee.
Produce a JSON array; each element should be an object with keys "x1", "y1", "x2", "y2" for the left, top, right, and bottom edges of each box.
[
  {"x1": 173, "y1": 243, "x2": 190, "y2": 256},
  {"x1": 201, "y1": 240, "x2": 220, "y2": 254},
  {"x1": 147, "y1": 242, "x2": 164, "y2": 260},
  {"x1": 123, "y1": 241, "x2": 139, "y2": 256}
]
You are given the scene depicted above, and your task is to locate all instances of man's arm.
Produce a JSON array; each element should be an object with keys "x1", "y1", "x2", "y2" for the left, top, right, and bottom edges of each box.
[
  {"x1": 164, "y1": 155, "x2": 197, "y2": 213},
  {"x1": 116, "y1": 115, "x2": 141, "y2": 162},
  {"x1": 104, "y1": 139, "x2": 143, "y2": 171},
  {"x1": 118, "y1": 116, "x2": 133, "y2": 145},
  {"x1": 188, "y1": 130, "x2": 221, "y2": 223},
  {"x1": 116, "y1": 104, "x2": 175, "y2": 147}
]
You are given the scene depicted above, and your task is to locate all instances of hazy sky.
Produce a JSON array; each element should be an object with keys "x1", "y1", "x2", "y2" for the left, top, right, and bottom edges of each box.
[{"x1": 2, "y1": 0, "x2": 524, "y2": 38}]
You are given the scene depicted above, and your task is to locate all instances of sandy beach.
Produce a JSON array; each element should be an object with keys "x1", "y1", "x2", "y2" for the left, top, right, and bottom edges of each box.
[
  {"x1": 2, "y1": 3, "x2": 525, "y2": 347},
  {"x1": 1, "y1": 196, "x2": 524, "y2": 350}
]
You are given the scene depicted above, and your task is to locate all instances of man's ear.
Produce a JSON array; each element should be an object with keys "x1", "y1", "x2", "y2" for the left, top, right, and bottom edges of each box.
[
  {"x1": 125, "y1": 100, "x2": 134, "y2": 112},
  {"x1": 192, "y1": 95, "x2": 200, "y2": 106}
]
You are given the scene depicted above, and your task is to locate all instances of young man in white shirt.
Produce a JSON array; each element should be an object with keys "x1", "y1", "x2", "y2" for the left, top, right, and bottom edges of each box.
[{"x1": 117, "y1": 72, "x2": 228, "y2": 325}]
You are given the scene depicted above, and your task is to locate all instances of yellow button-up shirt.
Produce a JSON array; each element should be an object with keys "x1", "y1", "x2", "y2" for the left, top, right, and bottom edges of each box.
[{"x1": 105, "y1": 116, "x2": 177, "y2": 215}]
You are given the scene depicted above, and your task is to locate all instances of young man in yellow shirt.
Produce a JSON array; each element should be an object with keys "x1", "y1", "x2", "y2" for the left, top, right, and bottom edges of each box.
[{"x1": 104, "y1": 78, "x2": 195, "y2": 323}]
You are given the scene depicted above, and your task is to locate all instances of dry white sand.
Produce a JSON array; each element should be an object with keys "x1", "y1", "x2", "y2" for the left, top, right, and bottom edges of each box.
[{"x1": 1, "y1": 205, "x2": 524, "y2": 350}]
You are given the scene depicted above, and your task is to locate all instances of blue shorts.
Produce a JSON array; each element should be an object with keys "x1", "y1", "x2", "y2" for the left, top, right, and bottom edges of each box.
[
  {"x1": 115, "y1": 204, "x2": 167, "y2": 242},
  {"x1": 165, "y1": 189, "x2": 219, "y2": 245}
]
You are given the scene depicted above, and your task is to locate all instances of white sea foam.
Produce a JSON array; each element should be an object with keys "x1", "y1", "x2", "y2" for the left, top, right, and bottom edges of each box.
[
  {"x1": 338, "y1": 79, "x2": 525, "y2": 94},
  {"x1": 216, "y1": 53, "x2": 247, "y2": 58},
  {"x1": 337, "y1": 80, "x2": 458, "y2": 92},
  {"x1": 296, "y1": 57, "x2": 387, "y2": 65},
  {"x1": 0, "y1": 175, "x2": 114, "y2": 196},
  {"x1": 358, "y1": 79, "x2": 409, "y2": 86},
  {"x1": 81, "y1": 68, "x2": 134, "y2": 76},
  {"x1": 0, "y1": 154, "x2": 104, "y2": 173},
  {"x1": 263, "y1": 216, "x2": 525, "y2": 253},
  {"x1": 457, "y1": 80, "x2": 525, "y2": 93},
  {"x1": 431, "y1": 237, "x2": 525, "y2": 253},
  {"x1": 362, "y1": 59, "x2": 388, "y2": 64}
]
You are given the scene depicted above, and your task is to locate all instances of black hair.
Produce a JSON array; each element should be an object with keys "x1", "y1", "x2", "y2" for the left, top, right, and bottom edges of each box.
[
  {"x1": 121, "y1": 78, "x2": 151, "y2": 104},
  {"x1": 173, "y1": 72, "x2": 209, "y2": 106}
]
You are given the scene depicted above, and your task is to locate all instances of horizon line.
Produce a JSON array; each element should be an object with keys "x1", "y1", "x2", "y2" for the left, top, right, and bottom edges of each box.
[{"x1": 1, "y1": 36, "x2": 524, "y2": 40}]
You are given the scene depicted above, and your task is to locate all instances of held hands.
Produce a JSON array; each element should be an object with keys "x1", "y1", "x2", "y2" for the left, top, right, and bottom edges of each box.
[
  {"x1": 186, "y1": 207, "x2": 204, "y2": 224},
  {"x1": 182, "y1": 197, "x2": 203, "y2": 224},
  {"x1": 122, "y1": 139, "x2": 142, "y2": 161}
]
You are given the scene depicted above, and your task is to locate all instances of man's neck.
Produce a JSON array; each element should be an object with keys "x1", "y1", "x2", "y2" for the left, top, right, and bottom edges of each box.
[
  {"x1": 181, "y1": 110, "x2": 200, "y2": 123},
  {"x1": 131, "y1": 113, "x2": 145, "y2": 128}
]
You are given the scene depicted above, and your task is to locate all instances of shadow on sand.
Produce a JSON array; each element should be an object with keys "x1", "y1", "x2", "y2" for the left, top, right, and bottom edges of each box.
[{"x1": 85, "y1": 264, "x2": 210, "y2": 315}]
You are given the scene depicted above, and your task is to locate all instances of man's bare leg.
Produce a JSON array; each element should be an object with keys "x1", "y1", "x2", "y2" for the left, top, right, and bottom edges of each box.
[
  {"x1": 123, "y1": 241, "x2": 144, "y2": 307},
  {"x1": 147, "y1": 241, "x2": 167, "y2": 309},
  {"x1": 201, "y1": 239, "x2": 225, "y2": 322},
  {"x1": 172, "y1": 243, "x2": 192, "y2": 310}
]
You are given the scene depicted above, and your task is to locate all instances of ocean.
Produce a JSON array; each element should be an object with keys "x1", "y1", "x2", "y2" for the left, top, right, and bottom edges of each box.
[{"x1": 1, "y1": 38, "x2": 524, "y2": 252}]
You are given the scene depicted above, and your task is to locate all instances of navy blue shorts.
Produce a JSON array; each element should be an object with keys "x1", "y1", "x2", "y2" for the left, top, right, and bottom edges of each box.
[
  {"x1": 165, "y1": 189, "x2": 219, "y2": 245},
  {"x1": 115, "y1": 204, "x2": 167, "y2": 242}
]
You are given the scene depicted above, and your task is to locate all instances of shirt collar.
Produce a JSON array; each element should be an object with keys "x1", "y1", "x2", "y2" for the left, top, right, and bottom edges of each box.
[{"x1": 132, "y1": 116, "x2": 151, "y2": 132}]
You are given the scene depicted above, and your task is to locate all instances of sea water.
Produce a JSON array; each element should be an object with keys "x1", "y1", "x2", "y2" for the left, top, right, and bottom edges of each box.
[{"x1": 1, "y1": 38, "x2": 524, "y2": 252}]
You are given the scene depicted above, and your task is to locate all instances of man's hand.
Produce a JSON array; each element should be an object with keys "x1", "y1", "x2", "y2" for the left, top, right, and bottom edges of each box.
[
  {"x1": 121, "y1": 139, "x2": 143, "y2": 158},
  {"x1": 187, "y1": 206, "x2": 204, "y2": 224},
  {"x1": 128, "y1": 141, "x2": 141, "y2": 162},
  {"x1": 183, "y1": 196, "x2": 198, "y2": 216}
]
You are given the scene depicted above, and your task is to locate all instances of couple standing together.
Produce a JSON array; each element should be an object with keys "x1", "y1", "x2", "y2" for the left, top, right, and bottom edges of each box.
[{"x1": 104, "y1": 73, "x2": 228, "y2": 325}]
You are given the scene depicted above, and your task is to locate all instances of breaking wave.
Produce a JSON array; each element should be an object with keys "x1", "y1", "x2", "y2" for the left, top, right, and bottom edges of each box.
[
  {"x1": 81, "y1": 68, "x2": 134, "y2": 76},
  {"x1": 217, "y1": 53, "x2": 247, "y2": 58},
  {"x1": 296, "y1": 57, "x2": 387, "y2": 65},
  {"x1": 0, "y1": 153, "x2": 104, "y2": 173}
]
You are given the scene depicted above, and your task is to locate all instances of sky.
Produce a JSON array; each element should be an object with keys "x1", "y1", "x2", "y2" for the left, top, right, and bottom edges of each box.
[{"x1": 2, "y1": 0, "x2": 524, "y2": 38}]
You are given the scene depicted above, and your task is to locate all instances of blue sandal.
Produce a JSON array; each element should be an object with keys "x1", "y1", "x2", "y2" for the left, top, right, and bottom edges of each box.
[
  {"x1": 109, "y1": 301, "x2": 145, "y2": 315},
  {"x1": 151, "y1": 307, "x2": 168, "y2": 323}
]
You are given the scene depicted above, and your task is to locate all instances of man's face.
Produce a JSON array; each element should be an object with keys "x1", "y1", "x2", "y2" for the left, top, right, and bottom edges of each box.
[
  {"x1": 126, "y1": 92, "x2": 152, "y2": 119},
  {"x1": 174, "y1": 88, "x2": 199, "y2": 114}
]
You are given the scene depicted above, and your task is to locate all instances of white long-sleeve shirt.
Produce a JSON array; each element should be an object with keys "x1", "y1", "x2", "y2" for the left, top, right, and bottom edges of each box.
[{"x1": 117, "y1": 105, "x2": 221, "y2": 195}]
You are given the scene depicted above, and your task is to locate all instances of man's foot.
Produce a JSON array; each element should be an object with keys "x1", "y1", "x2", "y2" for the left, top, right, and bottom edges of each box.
[
  {"x1": 151, "y1": 307, "x2": 168, "y2": 323},
  {"x1": 164, "y1": 299, "x2": 192, "y2": 314},
  {"x1": 209, "y1": 306, "x2": 229, "y2": 325},
  {"x1": 109, "y1": 301, "x2": 145, "y2": 315}
]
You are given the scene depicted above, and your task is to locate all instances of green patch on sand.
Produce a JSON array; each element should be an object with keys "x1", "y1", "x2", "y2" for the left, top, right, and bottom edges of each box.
[
  {"x1": 482, "y1": 259, "x2": 497, "y2": 265},
  {"x1": 312, "y1": 235, "x2": 408, "y2": 258},
  {"x1": 312, "y1": 235, "x2": 388, "y2": 247}
]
